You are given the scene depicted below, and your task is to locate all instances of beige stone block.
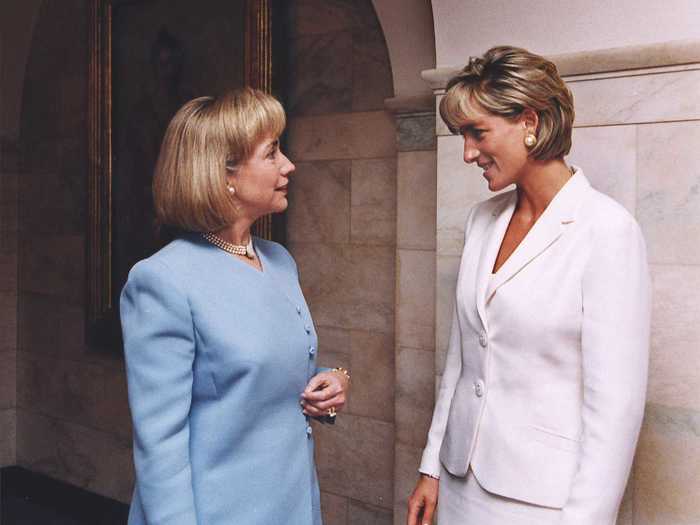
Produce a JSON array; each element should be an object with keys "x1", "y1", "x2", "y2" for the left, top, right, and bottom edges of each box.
[
  {"x1": 0, "y1": 230, "x2": 17, "y2": 291},
  {"x1": 0, "y1": 177, "x2": 18, "y2": 232},
  {"x1": 288, "y1": 111, "x2": 396, "y2": 162},
  {"x1": 316, "y1": 326, "x2": 352, "y2": 370},
  {"x1": 0, "y1": 173, "x2": 19, "y2": 204},
  {"x1": 0, "y1": 408, "x2": 16, "y2": 466},
  {"x1": 397, "y1": 150, "x2": 437, "y2": 251},
  {"x1": 396, "y1": 347, "x2": 434, "y2": 448},
  {"x1": 17, "y1": 410, "x2": 134, "y2": 503},
  {"x1": 570, "y1": 68, "x2": 700, "y2": 127},
  {"x1": 288, "y1": 32, "x2": 352, "y2": 116},
  {"x1": 18, "y1": 292, "x2": 85, "y2": 356},
  {"x1": 292, "y1": 242, "x2": 395, "y2": 334},
  {"x1": 393, "y1": 443, "x2": 423, "y2": 525},
  {"x1": 288, "y1": 160, "x2": 351, "y2": 244},
  {"x1": 19, "y1": 234, "x2": 85, "y2": 304},
  {"x1": 648, "y1": 265, "x2": 700, "y2": 409},
  {"x1": 290, "y1": 0, "x2": 377, "y2": 37},
  {"x1": 0, "y1": 351, "x2": 16, "y2": 409},
  {"x1": 348, "y1": 499, "x2": 393, "y2": 525},
  {"x1": 0, "y1": 292, "x2": 17, "y2": 351},
  {"x1": 435, "y1": 255, "x2": 461, "y2": 366},
  {"x1": 16, "y1": 355, "x2": 104, "y2": 425},
  {"x1": 347, "y1": 330, "x2": 394, "y2": 422},
  {"x1": 321, "y1": 491, "x2": 349, "y2": 525},
  {"x1": 437, "y1": 135, "x2": 504, "y2": 256},
  {"x1": 569, "y1": 126, "x2": 637, "y2": 215},
  {"x1": 352, "y1": 26, "x2": 393, "y2": 113},
  {"x1": 92, "y1": 363, "x2": 132, "y2": 441},
  {"x1": 351, "y1": 158, "x2": 396, "y2": 245},
  {"x1": 315, "y1": 414, "x2": 394, "y2": 509},
  {"x1": 634, "y1": 403, "x2": 700, "y2": 524},
  {"x1": 637, "y1": 121, "x2": 700, "y2": 264},
  {"x1": 396, "y1": 249, "x2": 435, "y2": 351}
]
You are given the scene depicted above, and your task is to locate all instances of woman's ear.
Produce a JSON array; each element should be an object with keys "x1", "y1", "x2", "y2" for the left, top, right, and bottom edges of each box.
[{"x1": 521, "y1": 108, "x2": 539, "y2": 132}]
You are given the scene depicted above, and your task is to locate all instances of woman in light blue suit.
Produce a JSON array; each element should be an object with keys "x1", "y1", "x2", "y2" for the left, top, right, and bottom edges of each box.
[{"x1": 120, "y1": 87, "x2": 350, "y2": 525}]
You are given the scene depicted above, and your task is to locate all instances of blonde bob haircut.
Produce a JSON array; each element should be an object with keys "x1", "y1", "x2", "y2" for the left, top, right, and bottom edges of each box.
[
  {"x1": 153, "y1": 87, "x2": 285, "y2": 233},
  {"x1": 440, "y1": 46, "x2": 575, "y2": 161}
]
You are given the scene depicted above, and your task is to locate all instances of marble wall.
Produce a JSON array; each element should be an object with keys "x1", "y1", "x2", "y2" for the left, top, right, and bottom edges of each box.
[
  {"x1": 430, "y1": 47, "x2": 700, "y2": 524},
  {"x1": 285, "y1": 1, "x2": 396, "y2": 523},
  {"x1": 0, "y1": 129, "x2": 19, "y2": 469},
  {"x1": 14, "y1": 0, "x2": 134, "y2": 502}
]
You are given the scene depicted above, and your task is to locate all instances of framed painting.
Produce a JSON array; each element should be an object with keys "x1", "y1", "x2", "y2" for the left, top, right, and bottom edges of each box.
[{"x1": 87, "y1": 0, "x2": 285, "y2": 349}]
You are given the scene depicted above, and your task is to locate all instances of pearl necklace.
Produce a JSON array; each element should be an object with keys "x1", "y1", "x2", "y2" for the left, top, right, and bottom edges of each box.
[{"x1": 202, "y1": 232, "x2": 256, "y2": 259}]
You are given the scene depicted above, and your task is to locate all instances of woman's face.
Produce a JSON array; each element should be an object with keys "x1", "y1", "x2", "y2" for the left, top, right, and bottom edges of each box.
[
  {"x1": 459, "y1": 103, "x2": 533, "y2": 192},
  {"x1": 227, "y1": 135, "x2": 295, "y2": 218}
]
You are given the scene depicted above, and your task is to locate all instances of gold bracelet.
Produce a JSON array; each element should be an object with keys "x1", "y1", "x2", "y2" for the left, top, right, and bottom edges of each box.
[{"x1": 332, "y1": 367, "x2": 351, "y2": 383}]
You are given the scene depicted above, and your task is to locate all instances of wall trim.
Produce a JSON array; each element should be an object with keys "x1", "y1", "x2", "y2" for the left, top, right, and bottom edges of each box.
[{"x1": 421, "y1": 38, "x2": 700, "y2": 91}]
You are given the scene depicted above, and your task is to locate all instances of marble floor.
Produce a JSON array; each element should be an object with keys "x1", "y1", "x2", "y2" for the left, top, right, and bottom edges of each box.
[{"x1": 1, "y1": 467, "x2": 129, "y2": 525}]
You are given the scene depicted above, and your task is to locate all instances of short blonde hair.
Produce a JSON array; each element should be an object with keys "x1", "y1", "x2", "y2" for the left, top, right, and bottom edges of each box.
[
  {"x1": 440, "y1": 46, "x2": 575, "y2": 160},
  {"x1": 153, "y1": 87, "x2": 286, "y2": 232}
]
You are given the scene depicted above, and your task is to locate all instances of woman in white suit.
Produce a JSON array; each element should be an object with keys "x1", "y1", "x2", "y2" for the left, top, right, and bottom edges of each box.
[{"x1": 407, "y1": 46, "x2": 650, "y2": 525}]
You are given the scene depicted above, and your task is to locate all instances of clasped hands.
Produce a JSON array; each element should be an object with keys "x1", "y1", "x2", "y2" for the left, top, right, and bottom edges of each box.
[{"x1": 300, "y1": 369, "x2": 349, "y2": 418}]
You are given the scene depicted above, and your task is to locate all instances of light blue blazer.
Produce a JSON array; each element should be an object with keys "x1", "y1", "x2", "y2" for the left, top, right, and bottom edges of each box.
[{"x1": 120, "y1": 234, "x2": 324, "y2": 525}]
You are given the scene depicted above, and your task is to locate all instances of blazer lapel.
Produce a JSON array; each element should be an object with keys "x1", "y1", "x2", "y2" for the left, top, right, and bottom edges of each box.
[
  {"x1": 486, "y1": 170, "x2": 589, "y2": 305},
  {"x1": 474, "y1": 193, "x2": 516, "y2": 330}
]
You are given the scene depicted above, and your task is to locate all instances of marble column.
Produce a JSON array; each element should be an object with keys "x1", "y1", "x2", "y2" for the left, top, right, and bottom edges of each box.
[{"x1": 386, "y1": 96, "x2": 437, "y2": 525}]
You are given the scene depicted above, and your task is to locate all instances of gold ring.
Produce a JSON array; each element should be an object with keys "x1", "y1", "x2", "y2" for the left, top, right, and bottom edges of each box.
[{"x1": 328, "y1": 406, "x2": 336, "y2": 418}]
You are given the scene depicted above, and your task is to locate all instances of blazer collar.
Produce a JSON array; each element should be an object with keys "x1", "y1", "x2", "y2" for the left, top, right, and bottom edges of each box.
[{"x1": 475, "y1": 167, "x2": 590, "y2": 328}]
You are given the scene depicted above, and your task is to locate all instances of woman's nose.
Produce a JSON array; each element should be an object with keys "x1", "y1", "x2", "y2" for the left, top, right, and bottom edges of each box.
[
  {"x1": 463, "y1": 140, "x2": 479, "y2": 164},
  {"x1": 280, "y1": 152, "x2": 295, "y2": 175}
]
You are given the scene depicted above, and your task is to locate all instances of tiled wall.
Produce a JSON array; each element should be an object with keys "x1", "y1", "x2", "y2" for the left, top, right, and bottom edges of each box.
[
  {"x1": 284, "y1": 1, "x2": 396, "y2": 523},
  {"x1": 0, "y1": 135, "x2": 19, "y2": 469},
  {"x1": 433, "y1": 57, "x2": 700, "y2": 524},
  {"x1": 1, "y1": 25, "x2": 18, "y2": 468},
  {"x1": 15, "y1": 0, "x2": 134, "y2": 502}
]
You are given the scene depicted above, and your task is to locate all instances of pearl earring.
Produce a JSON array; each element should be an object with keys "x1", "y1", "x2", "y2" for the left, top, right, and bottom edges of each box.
[
  {"x1": 227, "y1": 185, "x2": 236, "y2": 195},
  {"x1": 524, "y1": 133, "x2": 537, "y2": 148}
]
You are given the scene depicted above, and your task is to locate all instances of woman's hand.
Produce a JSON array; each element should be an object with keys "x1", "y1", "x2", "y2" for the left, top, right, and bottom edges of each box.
[
  {"x1": 301, "y1": 370, "x2": 349, "y2": 417},
  {"x1": 407, "y1": 474, "x2": 439, "y2": 525}
]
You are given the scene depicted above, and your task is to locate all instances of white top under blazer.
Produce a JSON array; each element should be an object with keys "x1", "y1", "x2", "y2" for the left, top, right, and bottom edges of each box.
[{"x1": 419, "y1": 168, "x2": 650, "y2": 525}]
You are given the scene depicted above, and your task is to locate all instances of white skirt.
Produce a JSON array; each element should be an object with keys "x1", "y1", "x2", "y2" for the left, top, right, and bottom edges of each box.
[{"x1": 437, "y1": 466, "x2": 562, "y2": 525}]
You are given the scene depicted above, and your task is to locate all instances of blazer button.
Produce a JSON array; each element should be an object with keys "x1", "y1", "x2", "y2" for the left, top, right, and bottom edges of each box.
[
  {"x1": 304, "y1": 325, "x2": 312, "y2": 334},
  {"x1": 479, "y1": 332, "x2": 488, "y2": 348},
  {"x1": 306, "y1": 425, "x2": 313, "y2": 436},
  {"x1": 474, "y1": 379, "x2": 485, "y2": 397},
  {"x1": 308, "y1": 346, "x2": 316, "y2": 356},
  {"x1": 296, "y1": 305, "x2": 302, "y2": 315}
]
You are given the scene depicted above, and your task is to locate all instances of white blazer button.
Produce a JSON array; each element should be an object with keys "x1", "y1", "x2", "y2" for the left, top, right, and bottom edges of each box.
[
  {"x1": 296, "y1": 305, "x2": 302, "y2": 315},
  {"x1": 308, "y1": 346, "x2": 316, "y2": 356},
  {"x1": 479, "y1": 332, "x2": 487, "y2": 348},
  {"x1": 305, "y1": 325, "x2": 311, "y2": 334},
  {"x1": 306, "y1": 425, "x2": 313, "y2": 436},
  {"x1": 474, "y1": 380, "x2": 485, "y2": 397}
]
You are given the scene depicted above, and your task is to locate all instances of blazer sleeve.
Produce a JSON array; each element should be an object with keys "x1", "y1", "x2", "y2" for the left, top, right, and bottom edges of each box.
[
  {"x1": 418, "y1": 206, "x2": 477, "y2": 478},
  {"x1": 560, "y1": 217, "x2": 651, "y2": 524},
  {"x1": 120, "y1": 259, "x2": 198, "y2": 525}
]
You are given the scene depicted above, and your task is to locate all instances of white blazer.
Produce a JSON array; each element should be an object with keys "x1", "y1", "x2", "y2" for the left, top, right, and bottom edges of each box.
[{"x1": 419, "y1": 168, "x2": 650, "y2": 524}]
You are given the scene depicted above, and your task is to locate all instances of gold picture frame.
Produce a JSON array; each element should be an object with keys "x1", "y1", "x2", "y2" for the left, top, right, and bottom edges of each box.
[{"x1": 87, "y1": 0, "x2": 275, "y2": 347}]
